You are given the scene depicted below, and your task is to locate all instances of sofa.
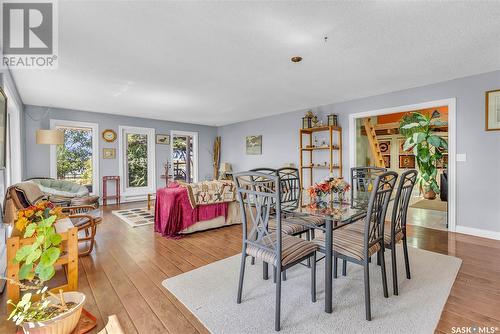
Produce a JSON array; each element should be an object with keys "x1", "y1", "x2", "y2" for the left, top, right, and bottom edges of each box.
[{"x1": 27, "y1": 178, "x2": 99, "y2": 207}]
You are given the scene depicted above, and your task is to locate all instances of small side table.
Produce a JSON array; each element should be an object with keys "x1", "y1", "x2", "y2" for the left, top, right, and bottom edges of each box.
[{"x1": 103, "y1": 176, "x2": 120, "y2": 206}]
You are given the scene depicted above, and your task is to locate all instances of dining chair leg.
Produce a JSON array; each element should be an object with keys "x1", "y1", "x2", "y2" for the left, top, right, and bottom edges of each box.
[
  {"x1": 273, "y1": 266, "x2": 277, "y2": 284},
  {"x1": 379, "y1": 245, "x2": 389, "y2": 298},
  {"x1": 311, "y1": 252, "x2": 316, "y2": 303},
  {"x1": 263, "y1": 262, "x2": 269, "y2": 280},
  {"x1": 275, "y1": 267, "x2": 282, "y2": 332},
  {"x1": 251, "y1": 257, "x2": 255, "y2": 265},
  {"x1": 306, "y1": 230, "x2": 311, "y2": 268},
  {"x1": 282, "y1": 271, "x2": 287, "y2": 281},
  {"x1": 333, "y1": 256, "x2": 338, "y2": 279},
  {"x1": 390, "y1": 244, "x2": 398, "y2": 296},
  {"x1": 237, "y1": 254, "x2": 247, "y2": 303},
  {"x1": 403, "y1": 235, "x2": 411, "y2": 279},
  {"x1": 363, "y1": 262, "x2": 371, "y2": 321},
  {"x1": 342, "y1": 259, "x2": 347, "y2": 276},
  {"x1": 377, "y1": 251, "x2": 381, "y2": 266}
]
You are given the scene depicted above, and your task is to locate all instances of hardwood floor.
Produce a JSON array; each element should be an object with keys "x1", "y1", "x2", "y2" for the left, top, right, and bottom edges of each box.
[{"x1": 1, "y1": 201, "x2": 499, "y2": 333}]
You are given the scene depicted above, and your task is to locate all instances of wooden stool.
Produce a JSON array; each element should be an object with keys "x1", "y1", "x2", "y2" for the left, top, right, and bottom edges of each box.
[{"x1": 103, "y1": 176, "x2": 120, "y2": 206}]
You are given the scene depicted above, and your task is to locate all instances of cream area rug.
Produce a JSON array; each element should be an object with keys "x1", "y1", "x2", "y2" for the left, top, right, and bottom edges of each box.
[
  {"x1": 410, "y1": 199, "x2": 448, "y2": 212},
  {"x1": 163, "y1": 245, "x2": 461, "y2": 334},
  {"x1": 112, "y1": 208, "x2": 154, "y2": 227}
]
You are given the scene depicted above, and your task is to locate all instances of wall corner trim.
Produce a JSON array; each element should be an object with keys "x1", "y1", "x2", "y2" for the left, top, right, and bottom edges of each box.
[{"x1": 455, "y1": 225, "x2": 500, "y2": 240}]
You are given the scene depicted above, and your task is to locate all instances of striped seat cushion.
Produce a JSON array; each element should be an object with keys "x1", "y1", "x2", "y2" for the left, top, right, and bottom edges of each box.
[
  {"x1": 246, "y1": 234, "x2": 318, "y2": 266},
  {"x1": 268, "y1": 215, "x2": 324, "y2": 235},
  {"x1": 346, "y1": 221, "x2": 404, "y2": 245},
  {"x1": 313, "y1": 228, "x2": 381, "y2": 261}
]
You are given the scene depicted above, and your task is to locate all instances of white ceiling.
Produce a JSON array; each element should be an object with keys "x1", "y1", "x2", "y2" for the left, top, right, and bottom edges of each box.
[{"x1": 11, "y1": 1, "x2": 500, "y2": 126}]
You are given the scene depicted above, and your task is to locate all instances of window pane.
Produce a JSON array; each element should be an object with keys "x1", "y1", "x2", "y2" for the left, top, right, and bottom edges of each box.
[
  {"x1": 56, "y1": 127, "x2": 93, "y2": 190},
  {"x1": 126, "y1": 133, "x2": 148, "y2": 188},
  {"x1": 173, "y1": 135, "x2": 193, "y2": 183}
]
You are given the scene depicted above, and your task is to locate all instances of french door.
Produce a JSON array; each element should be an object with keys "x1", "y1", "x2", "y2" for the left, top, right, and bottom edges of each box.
[{"x1": 119, "y1": 126, "x2": 155, "y2": 200}]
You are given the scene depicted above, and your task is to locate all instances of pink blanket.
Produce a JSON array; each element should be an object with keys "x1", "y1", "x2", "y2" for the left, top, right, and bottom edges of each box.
[{"x1": 154, "y1": 183, "x2": 228, "y2": 238}]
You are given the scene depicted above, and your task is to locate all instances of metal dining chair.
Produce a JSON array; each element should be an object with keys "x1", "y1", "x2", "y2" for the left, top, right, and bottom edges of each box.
[
  {"x1": 385, "y1": 169, "x2": 417, "y2": 295},
  {"x1": 350, "y1": 166, "x2": 387, "y2": 206},
  {"x1": 313, "y1": 171, "x2": 398, "y2": 321},
  {"x1": 234, "y1": 171, "x2": 318, "y2": 331}
]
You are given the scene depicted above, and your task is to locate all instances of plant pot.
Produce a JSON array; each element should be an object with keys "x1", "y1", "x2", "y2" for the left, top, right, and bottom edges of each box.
[
  {"x1": 424, "y1": 189, "x2": 437, "y2": 200},
  {"x1": 21, "y1": 292, "x2": 86, "y2": 334}
]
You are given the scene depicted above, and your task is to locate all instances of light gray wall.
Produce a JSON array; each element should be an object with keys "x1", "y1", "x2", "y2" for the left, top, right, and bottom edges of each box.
[
  {"x1": 218, "y1": 70, "x2": 500, "y2": 233},
  {"x1": 24, "y1": 105, "x2": 217, "y2": 198}
]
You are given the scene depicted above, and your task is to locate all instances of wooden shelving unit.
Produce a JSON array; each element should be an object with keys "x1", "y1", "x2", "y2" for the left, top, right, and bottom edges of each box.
[{"x1": 299, "y1": 126, "x2": 343, "y2": 203}]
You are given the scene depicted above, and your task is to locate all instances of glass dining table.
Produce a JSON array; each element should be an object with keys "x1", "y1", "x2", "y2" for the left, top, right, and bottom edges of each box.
[{"x1": 283, "y1": 194, "x2": 371, "y2": 314}]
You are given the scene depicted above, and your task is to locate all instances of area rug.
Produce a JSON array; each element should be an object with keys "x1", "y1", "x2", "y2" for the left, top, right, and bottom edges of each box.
[
  {"x1": 410, "y1": 199, "x2": 447, "y2": 212},
  {"x1": 163, "y1": 245, "x2": 461, "y2": 334},
  {"x1": 112, "y1": 208, "x2": 154, "y2": 227}
]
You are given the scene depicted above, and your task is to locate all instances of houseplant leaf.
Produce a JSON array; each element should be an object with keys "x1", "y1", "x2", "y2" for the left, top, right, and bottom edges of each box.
[
  {"x1": 23, "y1": 223, "x2": 37, "y2": 238},
  {"x1": 18, "y1": 263, "x2": 34, "y2": 280},
  {"x1": 25, "y1": 248, "x2": 42, "y2": 265},
  {"x1": 36, "y1": 264, "x2": 56, "y2": 281},
  {"x1": 40, "y1": 247, "x2": 61, "y2": 267},
  {"x1": 427, "y1": 135, "x2": 441, "y2": 148},
  {"x1": 15, "y1": 246, "x2": 32, "y2": 263}
]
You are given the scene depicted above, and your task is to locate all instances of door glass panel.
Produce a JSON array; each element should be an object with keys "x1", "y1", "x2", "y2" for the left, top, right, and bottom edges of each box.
[
  {"x1": 56, "y1": 127, "x2": 93, "y2": 191},
  {"x1": 126, "y1": 133, "x2": 148, "y2": 188},
  {"x1": 172, "y1": 135, "x2": 194, "y2": 183}
]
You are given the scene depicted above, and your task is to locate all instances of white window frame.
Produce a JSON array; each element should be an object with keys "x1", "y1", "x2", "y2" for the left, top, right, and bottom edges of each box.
[
  {"x1": 170, "y1": 130, "x2": 199, "y2": 183},
  {"x1": 49, "y1": 119, "x2": 100, "y2": 196},
  {"x1": 118, "y1": 125, "x2": 156, "y2": 201},
  {"x1": 3, "y1": 81, "x2": 22, "y2": 187}
]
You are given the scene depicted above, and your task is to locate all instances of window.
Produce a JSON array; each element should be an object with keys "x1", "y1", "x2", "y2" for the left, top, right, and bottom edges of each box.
[
  {"x1": 126, "y1": 133, "x2": 148, "y2": 188},
  {"x1": 171, "y1": 131, "x2": 198, "y2": 183},
  {"x1": 119, "y1": 126, "x2": 155, "y2": 199},
  {"x1": 50, "y1": 120, "x2": 99, "y2": 195}
]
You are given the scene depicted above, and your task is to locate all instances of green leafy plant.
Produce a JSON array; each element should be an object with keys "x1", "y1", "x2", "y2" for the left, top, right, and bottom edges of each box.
[
  {"x1": 399, "y1": 111, "x2": 448, "y2": 194},
  {"x1": 2, "y1": 202, "x2": 73, "y2": 326}
]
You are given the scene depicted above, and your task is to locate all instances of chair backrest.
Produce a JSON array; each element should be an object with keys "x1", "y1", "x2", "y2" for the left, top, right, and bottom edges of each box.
[
  {"x1": 234, "y1": 171, "x2": 282, "y2": 266},
  {"x1": 277, "y1": 167, "x2": 300, "y2": 211},
  {"x1": 363, "y1": 171, "x2": 398, "y2": 253},
  {"x1": 351, "y1": 166, "x2": 387, "y2": 204},
  {"x1": 391, "y1": 170, "x2": 417, "y2": 236}
]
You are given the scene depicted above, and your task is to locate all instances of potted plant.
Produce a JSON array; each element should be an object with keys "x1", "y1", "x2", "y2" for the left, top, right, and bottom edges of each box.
[
  {"x1": 3, "y1": 201, "x2": 86, "y2": 334},
  {"x1": 399, "y1": 110, "x2": 448, "y2": 199}
]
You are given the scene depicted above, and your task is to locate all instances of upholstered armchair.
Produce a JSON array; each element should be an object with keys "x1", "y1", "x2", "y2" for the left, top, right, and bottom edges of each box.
[{"x1": 3, "y1": 182, "x2": 101, "y2": 256}]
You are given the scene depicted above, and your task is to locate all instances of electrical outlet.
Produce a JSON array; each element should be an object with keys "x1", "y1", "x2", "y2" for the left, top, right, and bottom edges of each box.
[{"x1": 456, "y1": 153, "x2": 467, "y2": 162}]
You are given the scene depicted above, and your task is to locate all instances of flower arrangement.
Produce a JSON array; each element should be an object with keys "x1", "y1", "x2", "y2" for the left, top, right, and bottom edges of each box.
[{"x1": 308, "y1": 178, "x2": 351, "y2": 208}]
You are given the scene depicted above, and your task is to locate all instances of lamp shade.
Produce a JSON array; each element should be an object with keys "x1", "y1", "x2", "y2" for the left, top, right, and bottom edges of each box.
[
  {"x1": 219, "y1": 162, "x2": 232, "y2": 173},
  {"x1": 36, "y1": 129, "x2": 64, "y2": 145}
]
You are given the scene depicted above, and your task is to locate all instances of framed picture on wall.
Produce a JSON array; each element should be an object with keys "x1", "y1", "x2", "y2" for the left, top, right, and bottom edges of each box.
[
  {"x1": 379, "y1": 140, "x2": 390, "y2": 154},
  {"x1": 246, "y1": 135, "x2": 262, "y2": 155},
  {"x1": 103, "y1": 148, "x2": 116, "y2": 159},
  {"x1": 486, "y1": 89, "x2": 500, "y2": 131},
  {"x1": 382, "y1": 155, "x2": 391, "y2": 168},
  {"x1": 156, "y1": 134, "x2": 170, "y2": 145},
  {"x1": 399, "y1": 155, "x2": 415, "y2": 169}
]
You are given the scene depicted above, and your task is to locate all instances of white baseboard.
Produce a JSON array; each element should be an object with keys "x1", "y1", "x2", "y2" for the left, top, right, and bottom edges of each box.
[{"x1": 455, "y1": 225, "x2": 500, "y2": 240}]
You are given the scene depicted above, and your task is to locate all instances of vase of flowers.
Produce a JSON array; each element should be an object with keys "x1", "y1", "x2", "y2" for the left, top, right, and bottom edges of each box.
[
  {"x1": 308, "y1": 182, "x2": 331, "y2": 208},
  {"x1": 330, "y1": 178, "x2": 351, "y2": 204}
]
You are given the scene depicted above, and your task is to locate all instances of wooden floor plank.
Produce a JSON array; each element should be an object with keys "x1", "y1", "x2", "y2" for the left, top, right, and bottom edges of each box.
[{"x1": 2, "y1": 200, "x2": 500, "y2": 333}]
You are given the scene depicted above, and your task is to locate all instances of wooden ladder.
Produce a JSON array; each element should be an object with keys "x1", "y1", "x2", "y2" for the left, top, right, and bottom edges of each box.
[{"x1": 363, "y1": 117, "x2": 385, "y2": 168}]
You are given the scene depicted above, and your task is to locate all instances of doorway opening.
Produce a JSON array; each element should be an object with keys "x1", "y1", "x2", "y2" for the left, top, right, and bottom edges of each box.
[
  {"x1": 171, "y1": 131, "x2": 198, "y2": 183},
  {"x1": 349, "y1": 99, "x2": 456, "y2": 232}
]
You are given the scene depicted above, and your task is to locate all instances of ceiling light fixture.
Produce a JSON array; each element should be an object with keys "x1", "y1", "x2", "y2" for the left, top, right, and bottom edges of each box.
[{"x1": 291, "y1": 56, "x2": 303, "y2": 63}]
